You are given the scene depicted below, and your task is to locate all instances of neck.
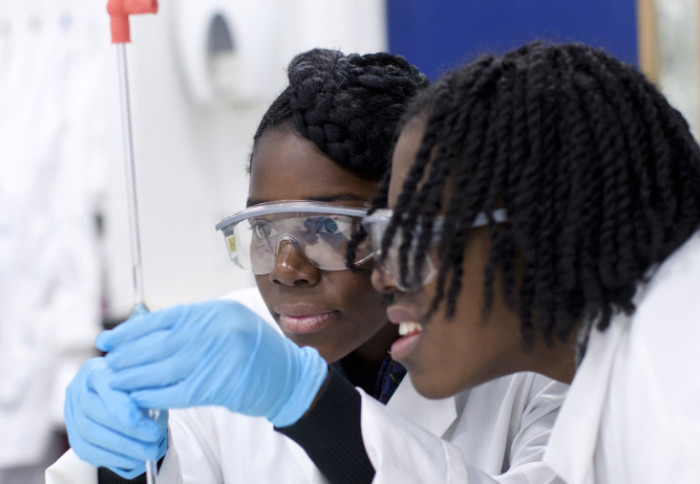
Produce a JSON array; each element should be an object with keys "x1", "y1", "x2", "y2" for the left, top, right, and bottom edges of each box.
[
  {"x1": 347, "y1": 323, "x2": 399, "y2": 393},
  {"x1": 526, "y1": 337, "x2": 578, "y2": 384}
]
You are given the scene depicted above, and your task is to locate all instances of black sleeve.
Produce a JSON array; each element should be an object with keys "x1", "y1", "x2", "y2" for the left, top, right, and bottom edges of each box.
[
  {"x1": 97, "y1": 468, "x2": 146, "y2": 484},
  {"x1": 97, "y1": 456, "x2": 165, "y2": 483},
  {"x1": 275, "y1": 366, "x2": 375, "y2": 484}
]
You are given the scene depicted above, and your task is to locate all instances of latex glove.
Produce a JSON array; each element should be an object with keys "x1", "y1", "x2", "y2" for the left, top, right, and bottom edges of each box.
[
  {"x1": 64, "y1": 357, "x2": 168, "y2": 479},
  {"x1": 97, "y1": 300, "x2": 329, "y2": 427}
]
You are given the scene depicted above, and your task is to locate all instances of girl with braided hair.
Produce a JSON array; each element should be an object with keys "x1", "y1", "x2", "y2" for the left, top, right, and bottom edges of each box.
[
  {"x1": 50, "y1": 48, "x2": 567, "y2": 484},
  {"x1": 363, "y1": 41, "x2": 700, "y2": 482}
]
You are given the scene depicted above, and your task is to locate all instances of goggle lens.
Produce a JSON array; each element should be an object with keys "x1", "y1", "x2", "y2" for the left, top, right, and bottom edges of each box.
[
  {"x1": 362, "y1": 208, "x2": 507, "y2": 292},
  {"x1": 216, "y1": 202, "x2": 371, "y2": 274},
  {"x1": 363, "y1": 210, "x2": 436, "y2": 292}
]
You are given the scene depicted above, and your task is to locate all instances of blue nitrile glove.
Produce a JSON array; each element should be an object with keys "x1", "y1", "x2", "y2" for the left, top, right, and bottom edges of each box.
[
  {"x1": 97, "y1": 300, "x2": 329, "y2": 427},
  {"x1": 64, "y1": 357, "x2": 168, "y2": 479}
]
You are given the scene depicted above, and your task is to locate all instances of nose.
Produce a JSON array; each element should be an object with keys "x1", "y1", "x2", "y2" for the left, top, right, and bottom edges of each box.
[
  {"x1": 371, "y1": 264, "x2": 396, "y2": 294},
  {"x1": 269, "y1": 239, "x2": 320, "y2": 287}
]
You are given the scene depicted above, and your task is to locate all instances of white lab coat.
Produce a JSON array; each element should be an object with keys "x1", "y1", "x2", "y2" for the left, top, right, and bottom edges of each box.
[
  {"x1": 47, "y1": 287, "x2": 568, "y2": 483},
  {"x1": 544, "y1": 231, "x2": 700, "y2": 484}
]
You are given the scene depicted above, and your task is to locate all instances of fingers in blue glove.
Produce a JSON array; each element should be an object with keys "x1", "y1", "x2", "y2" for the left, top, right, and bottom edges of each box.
[
  {"x1": 66, "y1": 397, "x2": 158, "y2": 477},
  {"x1": 107, "y1": 353, "x2": 194, "y2": 393},
  {"x1": 103, "y1": 302, "x2": 258, "y2": 396},
  {"x1": 104, "y1": 327, "x2": 194, "y2": 374},
  {"x1": 65, "y1": 358, "x2": 168, "y2": 478},
  {"x1": 96, "y1": 306, "x2": 179, "y2": 352}
]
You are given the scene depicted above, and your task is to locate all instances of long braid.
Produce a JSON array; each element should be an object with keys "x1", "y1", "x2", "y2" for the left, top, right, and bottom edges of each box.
[
  {"x1": 438, "y1": 59, "x2": 503, "y2": 318},
  {"x1": 529, "y1": 46, "x2": 559, "y2": 345},
  {"x1": 413, "y1": 57, "x2": 497, "y2": 315},
  {"x1": 372, "y1": 41, "x2": 700, "y2": 348},
  {"x1": 404, "y1": 77, "x2": 469, "y2": 290},
  {"x1": 379, "y1": 81, "x2": 453, "y2": 281},
  {"x1": 546, "y1": 47, "x2": 594, "y2": 338},
  {"x1": 483, "y1": 59, "x2": 518, "y2": 315},
  {"x1": 581, "y1": 49, "x2": 638, "y2": 292}
]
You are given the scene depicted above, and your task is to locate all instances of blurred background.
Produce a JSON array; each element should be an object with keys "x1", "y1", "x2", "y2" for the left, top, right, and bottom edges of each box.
[{"x1": 0, "y1": 0, "x2": 698, "y2": 482}]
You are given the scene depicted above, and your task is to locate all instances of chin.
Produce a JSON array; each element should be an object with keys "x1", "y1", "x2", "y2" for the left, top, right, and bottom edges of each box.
[
  {"x1": 323, "y1": 347, "x2": 355, "y2": 365},
  {"x1": 408, "y1": 372, "x2": 459, "y2": 400},
  {"x1": 283, "y1": 332, "x2": 346, "y2": 364},
  {"x1": 307, "y1": 343, "x2": 345, "y2": 365}
]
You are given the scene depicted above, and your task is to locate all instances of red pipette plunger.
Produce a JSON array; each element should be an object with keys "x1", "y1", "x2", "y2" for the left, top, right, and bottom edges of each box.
[
  {"x1": 108, "y1": 0, "x2": 159, "y2": 43},
  {"x1": 106, "y1": 2, "x2": 159, "y2": 483}
]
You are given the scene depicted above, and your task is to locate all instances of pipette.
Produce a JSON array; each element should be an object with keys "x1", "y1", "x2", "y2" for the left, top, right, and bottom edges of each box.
[{"x1": 106, "y1": 1, "x2": 159, "y2": 482}]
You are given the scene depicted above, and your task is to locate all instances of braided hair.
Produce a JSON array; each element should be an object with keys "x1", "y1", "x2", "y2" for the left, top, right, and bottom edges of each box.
[
  {"x1": 250, "y1": 48, "x2": 429, "y2": 179},
  {"x1": 378, "y1": 41, "x2": 700, "y2": 349}
]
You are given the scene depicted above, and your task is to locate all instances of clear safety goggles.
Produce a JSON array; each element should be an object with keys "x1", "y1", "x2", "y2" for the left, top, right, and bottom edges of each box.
[
  {"x1": 362, "y1": 208, "x2": 507, "y2": 292},
  {"x1": 215, "y1": 201, "x2": 372, "y2": 275}
]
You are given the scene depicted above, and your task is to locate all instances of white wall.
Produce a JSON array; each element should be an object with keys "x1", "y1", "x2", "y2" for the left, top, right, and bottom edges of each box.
[
  {"x1": 654, "y1": 0, "x2": 700, "y2": 140},
  {"x1": 103, "y1": 0, "x2": 387, "y2": 316}
]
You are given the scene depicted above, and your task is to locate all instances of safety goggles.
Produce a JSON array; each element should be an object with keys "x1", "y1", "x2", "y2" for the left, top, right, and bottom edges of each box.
[
  {"x1": 215, "y1": 201, "x2": 372, "y2": 275},
  {"x1": 362, "y1": 208, "x2": 507, "y2": 292}
]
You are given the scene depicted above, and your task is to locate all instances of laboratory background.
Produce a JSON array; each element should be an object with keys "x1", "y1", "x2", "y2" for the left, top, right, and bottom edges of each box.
[{"x1": 0, "y1": 0, "x2": 698, "y2": 482}]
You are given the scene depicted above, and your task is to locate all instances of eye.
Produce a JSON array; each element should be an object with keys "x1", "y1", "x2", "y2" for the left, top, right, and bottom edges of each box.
[
  {"x1": 250, "y1": 219, "x2": 273, "y2": 239},
  {"x1": 318, "y1": 217, "x2": 339, "y2": 235},
  {"x1": 305, "y1": 216, "x2": 350, "y2": 239}
]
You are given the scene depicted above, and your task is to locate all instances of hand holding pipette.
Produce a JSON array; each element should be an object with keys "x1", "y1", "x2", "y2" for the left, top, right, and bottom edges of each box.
[
  {"x1": 96, "y1": 300, "x2": 329, "y2": 427},
  {"x1": 63, "y1": 356, "x2": 168, "y2": 479}
]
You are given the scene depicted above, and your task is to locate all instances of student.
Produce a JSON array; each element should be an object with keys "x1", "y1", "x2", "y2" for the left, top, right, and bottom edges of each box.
[
  {"x1": 48, "y1": 48, "x2": 567, "y2": 483},
  {"x1": 361, "y1": 41, "x2": 700, "y2": 482}
]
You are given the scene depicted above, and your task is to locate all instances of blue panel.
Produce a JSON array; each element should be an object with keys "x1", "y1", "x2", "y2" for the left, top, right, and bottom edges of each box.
[{"x1": 387, "y1": 0, "x2": 638, "y2": 80}]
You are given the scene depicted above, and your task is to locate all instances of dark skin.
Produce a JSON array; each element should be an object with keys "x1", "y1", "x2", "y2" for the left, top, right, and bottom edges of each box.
[
  {"x1": 248, "y1": 125, "x2": 398, "y2": 393},
  {"x1": 372, "y1": 120, "x2": 577, "y2": 399}
]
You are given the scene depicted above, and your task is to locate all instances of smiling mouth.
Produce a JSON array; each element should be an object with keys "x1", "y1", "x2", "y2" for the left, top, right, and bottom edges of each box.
[
  {"x1": 391, "y1": 321, "x2": 424, "y2": 361},
  {"x1": 398, "y1": 321, "x2": 423, "y2": 336}
]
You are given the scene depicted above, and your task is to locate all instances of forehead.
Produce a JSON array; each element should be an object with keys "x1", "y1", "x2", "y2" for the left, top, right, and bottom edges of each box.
[
  {"x1": 249, "y1": 127, "x2": 378, "y2": 205},
  {"x1": 388, "y1": 121, "x2": 425, "y2": 208}
]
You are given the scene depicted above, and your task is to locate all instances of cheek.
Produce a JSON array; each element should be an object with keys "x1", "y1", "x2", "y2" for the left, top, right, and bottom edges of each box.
[
  {"x1": 333, "y1": 270, "x2": 388, "y2": 318},
  {"x1": 410, "y1": 253, "x2": 510, "y2": 395},
  {"x1": 253, "y1": 276, "x2": 277, "y2": 316},
  {"x1": 411, "y1": 313, "x2": 504, "y2": 399}
]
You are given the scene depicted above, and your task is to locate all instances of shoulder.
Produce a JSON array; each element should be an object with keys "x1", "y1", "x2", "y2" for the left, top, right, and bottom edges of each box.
[
  {"x1": 622, "y1": 230, "x2": 700, "y2": 408},
  {"x1": 469, "y1": 372, "x2": 568, "y2": 408}
]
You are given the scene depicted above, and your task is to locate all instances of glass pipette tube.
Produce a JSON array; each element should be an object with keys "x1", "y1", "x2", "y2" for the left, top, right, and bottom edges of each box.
[{"x1": 116, "y1": 43, "x2": 159, "y2": 484}]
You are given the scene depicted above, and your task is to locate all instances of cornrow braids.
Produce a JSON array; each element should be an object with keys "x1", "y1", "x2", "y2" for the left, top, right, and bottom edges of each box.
[
  {"x1": 251, "y1": 48, "x2": 429, "y2": 180},
  {"x1": 376, "y1": 41, "x2": 700, "y2": 349}
]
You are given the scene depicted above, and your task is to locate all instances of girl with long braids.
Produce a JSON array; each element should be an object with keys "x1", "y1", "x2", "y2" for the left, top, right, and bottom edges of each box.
[
  {"x1": 362, "y1": 41, "x2": 700, "y2": 482},
  {"x1": 50, "y1": 48, "x2": 567, "y2": 483}
]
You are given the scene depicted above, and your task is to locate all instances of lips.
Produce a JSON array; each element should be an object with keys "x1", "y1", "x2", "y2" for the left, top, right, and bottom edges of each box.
[
  {"x1": 387, "y1": 305, "x2": 420, "y2": 325},
  {"x1": 387, "y1": 305, "x2": 424, "y2": 360},
  {"x1": 275, "y1": 304, "x2": 337, "y2": 334}
]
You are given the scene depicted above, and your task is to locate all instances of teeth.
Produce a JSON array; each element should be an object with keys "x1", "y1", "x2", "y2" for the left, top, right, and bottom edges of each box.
[{"x1": 399, "y1": 322, "x2": 423, "y2": 336}]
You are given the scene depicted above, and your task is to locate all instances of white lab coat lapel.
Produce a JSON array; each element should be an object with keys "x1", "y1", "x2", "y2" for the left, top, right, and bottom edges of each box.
[
  {"x1": 284, "y1": 434, "x2": 329, "y2": 483},
  {"x1": 45, "y1": 450, "x2": 97, "y2": 484},
  {"x1": 387, "y1": 373, "x2": 459, "y2": 438},
  {"x1": 544, "y1": 313, "x2": 629, "y2": 484}
]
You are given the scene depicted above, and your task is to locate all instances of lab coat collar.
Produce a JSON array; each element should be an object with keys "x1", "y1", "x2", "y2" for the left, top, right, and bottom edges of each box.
[
  {"x1": 285, "y1": 375, "x2": 458, "y2": 481},
  {"x1": 544, "y1": 231, "x2": 700, "y2": 484},
  {"x1": 543, "y1": 316, "x2": 629, "y2": 484},
  {"x1": 387, "y1": 373, "x2": 459, "y2": 438}
]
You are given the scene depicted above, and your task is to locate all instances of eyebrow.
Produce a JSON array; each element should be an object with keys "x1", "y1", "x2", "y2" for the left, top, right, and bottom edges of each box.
[{"x1": 246, "y1": 193, "x2": 368, "y2": 207}]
